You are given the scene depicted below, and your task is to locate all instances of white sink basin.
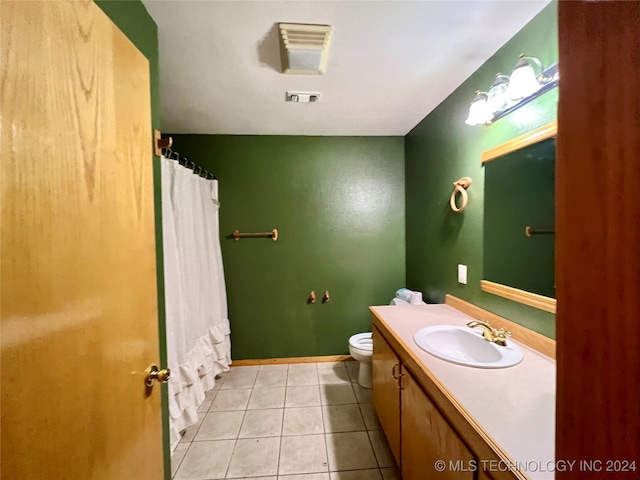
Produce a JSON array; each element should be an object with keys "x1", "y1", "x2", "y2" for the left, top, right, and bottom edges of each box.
[{"x1": 413, "y1": 325, "x2": 523, "y2": 368}]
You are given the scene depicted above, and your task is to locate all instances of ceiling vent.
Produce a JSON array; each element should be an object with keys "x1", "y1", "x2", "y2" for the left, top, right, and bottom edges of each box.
[{"x1": 279, "y1": 23, "x2": 333, "y2": 75}]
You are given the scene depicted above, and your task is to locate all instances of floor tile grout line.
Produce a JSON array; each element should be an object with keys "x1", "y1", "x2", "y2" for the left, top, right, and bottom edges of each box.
[
  {"x1": 368, "y1": 429, "x2": 385, "y2": 470},
  {"x1": 186, "y1": 412, "x2": 205, "y2": 443},
  {"x1": 222, "y1": 437, "x2": 238, "y2": 479},
  {"x1": 323, "y1": 432, "x2": 331, "y2": 474},
  {"x1": 326, "y1": 466, "x2": 384, "y2": 473},
  {"x1": 277, "y1": 430, "x2": 285, "y2": 476},
  {"x1": 223, "y1": 391, "x2": 250, "y2": 480},
  {"x1": 276, "y1": 381, "x2": 287, "y2": 477},
  {"x1": 320, "y1": 391, "x2": 330, "y2": 434},
  {"x1": 358, "y1": 402, "x2": 369, "y2": 430},
  {"x1": 170, "y1": 441, "x2": 191, "y2": 479}
]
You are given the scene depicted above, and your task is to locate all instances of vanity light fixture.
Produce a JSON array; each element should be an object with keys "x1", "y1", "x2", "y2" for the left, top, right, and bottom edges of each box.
[{"x1": 466, "y1": 54, "x2": 559, "y2": 126}]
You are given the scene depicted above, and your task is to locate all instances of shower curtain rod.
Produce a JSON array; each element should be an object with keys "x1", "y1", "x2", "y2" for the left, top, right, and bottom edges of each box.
[{"x1": 162, "y1": 147, "x2": 217, "y2": 180}]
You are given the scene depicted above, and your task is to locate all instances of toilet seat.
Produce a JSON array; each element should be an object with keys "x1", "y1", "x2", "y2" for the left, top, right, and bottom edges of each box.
[{"x1": 349, "y1": 332, "x2": 372, "y2": 352}]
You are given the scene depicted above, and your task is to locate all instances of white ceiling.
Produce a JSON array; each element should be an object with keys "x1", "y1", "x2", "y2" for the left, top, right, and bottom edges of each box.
[{"x1": 142, "y1": 0, "x2": 550, "y2": 136}]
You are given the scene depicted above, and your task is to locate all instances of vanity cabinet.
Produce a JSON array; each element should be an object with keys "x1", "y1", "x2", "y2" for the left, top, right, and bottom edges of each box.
[
  {"x1": 401, "y1": 368, "x2": 475, "y2": 480},
  {"x1": 373, "y1": 321, "x2": 517, "y2": 480},
  {"x1": 373, "y1": 325, "x2": 475, "y2": 479},
  {"x1": 372, "y1": 326, "x2": 401, "y2": 465}
]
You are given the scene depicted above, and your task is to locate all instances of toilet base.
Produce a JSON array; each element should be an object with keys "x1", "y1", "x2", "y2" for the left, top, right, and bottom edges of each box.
[{"x1": 357, "y1": 362, "x2": 372, "y2": 389}]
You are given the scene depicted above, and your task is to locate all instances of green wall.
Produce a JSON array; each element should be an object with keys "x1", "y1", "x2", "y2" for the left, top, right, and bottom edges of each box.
[
  {"x1": 169, "y1": 136, "x2": 406, "y2": 359},
  {"x1": 405, "y1": 3, "x2": 558, "y2": 338},
  {"x1": 94, "y1": 2, "x2": 170, "y2": 478}
]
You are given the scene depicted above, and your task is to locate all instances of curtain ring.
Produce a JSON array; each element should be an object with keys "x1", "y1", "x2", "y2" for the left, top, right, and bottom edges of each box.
[{"x1": 450, "y1": 177, "x2": 472, "y2": 212}]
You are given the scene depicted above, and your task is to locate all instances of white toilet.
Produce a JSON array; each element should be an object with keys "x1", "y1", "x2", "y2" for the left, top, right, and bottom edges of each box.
[
  {"x1": 349, "y1": 292, "x2": 426, "y2": 389},
  {"x1": 348, "y1": 332, "x2": 373, "y2": 388}
]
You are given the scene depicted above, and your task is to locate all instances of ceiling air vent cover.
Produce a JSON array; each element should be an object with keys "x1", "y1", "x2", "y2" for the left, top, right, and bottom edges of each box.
[{"x1": 279, "y1": 23, "x2": 333, "y2": 75}]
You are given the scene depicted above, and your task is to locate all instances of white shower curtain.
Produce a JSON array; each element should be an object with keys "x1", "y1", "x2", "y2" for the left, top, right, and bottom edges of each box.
[{"x1": 161, "y1": 156, "x2": 231, "y2": 450}]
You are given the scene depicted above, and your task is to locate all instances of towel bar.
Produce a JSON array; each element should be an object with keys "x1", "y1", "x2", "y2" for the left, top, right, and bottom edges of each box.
[
  {"x1": 525, "y1": 226, "x2": 555, "y2": 237},
  {"x1": 233, "y1": 229, "x2": 278, "y2": 241}
]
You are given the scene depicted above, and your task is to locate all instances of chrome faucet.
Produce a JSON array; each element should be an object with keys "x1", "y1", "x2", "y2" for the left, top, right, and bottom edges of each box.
[{"x1": 466, "y1": 320, "x2": 511, "y2": 347}]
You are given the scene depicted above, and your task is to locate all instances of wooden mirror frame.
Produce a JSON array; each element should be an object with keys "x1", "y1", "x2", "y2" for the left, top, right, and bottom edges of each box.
[{"x1": 480, "y1": 120, "x2": 557, "y2": 314}]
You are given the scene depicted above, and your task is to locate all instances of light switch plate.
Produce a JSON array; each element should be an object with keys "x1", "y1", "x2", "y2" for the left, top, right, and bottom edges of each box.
[{"x1": 458, "y1": 264, "x2": 467, "y2": 285}]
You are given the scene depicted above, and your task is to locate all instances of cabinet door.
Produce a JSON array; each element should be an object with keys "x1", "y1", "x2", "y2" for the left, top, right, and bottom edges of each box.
[
  {"x1": 372, "y1": 325, "x2": 401, "y2": 465},
  {"x1": 401, "y1": 370, "x2": 475, "y2": 480}
]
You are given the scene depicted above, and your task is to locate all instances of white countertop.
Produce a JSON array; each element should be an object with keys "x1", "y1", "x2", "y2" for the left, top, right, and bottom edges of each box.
[{"x1": 371, "y1": 304, "x2": 556, "y2": 480}]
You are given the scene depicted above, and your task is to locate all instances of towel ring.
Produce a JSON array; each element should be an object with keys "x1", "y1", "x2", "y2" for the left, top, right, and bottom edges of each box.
[{"x1": 450, "y1": 177, "x2": 472, "y2": 212}]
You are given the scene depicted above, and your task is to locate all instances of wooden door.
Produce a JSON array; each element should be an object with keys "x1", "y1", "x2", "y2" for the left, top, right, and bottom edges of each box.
[
  {"x1": 401, "y1": 369, "x2": 475, "y2": 480},
  {"x1": 372, "y1": 326, "x2": 401, "y2": 466},
  {"x1": 556, "y1": 2, "x2": 640, "y2": 476},
  {"x1": 0, "y1": 1, "x2": 163, "y2": 479}
]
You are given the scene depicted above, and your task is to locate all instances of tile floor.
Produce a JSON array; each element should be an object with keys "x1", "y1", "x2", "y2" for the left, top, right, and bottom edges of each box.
[{"x1": 172, "y1": 361, "x2": 400, "y2": 480}]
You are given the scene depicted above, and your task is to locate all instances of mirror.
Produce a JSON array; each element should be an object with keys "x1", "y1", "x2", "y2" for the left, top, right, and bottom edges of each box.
[{"x1": 481, "y1": 122, "x2": 557, "y2": 313}]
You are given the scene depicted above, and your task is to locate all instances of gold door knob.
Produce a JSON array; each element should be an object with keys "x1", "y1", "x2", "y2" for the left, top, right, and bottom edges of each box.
[{"x1": 145, "y1": 364, "x2": 171, "y2": 387}]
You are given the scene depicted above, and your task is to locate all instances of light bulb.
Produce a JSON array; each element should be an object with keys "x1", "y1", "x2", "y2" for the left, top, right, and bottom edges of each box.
[
  {"x1": 487, "y1": 74, "x2": 510, "y2": 112},
  {"x1": 507, "y1": 55, "x2": 542, "y2": 100},
  {"x1": 465, "y1": 92, "x2": 493, "y2": 126}
]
